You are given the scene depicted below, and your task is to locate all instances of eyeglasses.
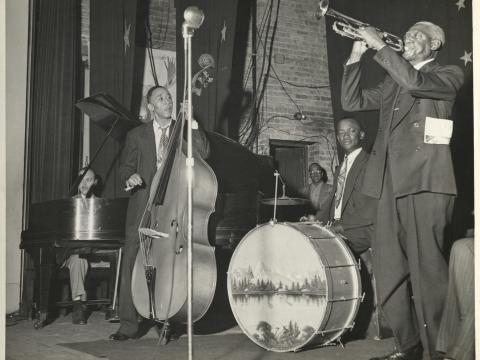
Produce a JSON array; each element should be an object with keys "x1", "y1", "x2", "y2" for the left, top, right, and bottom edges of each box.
[{"x1": 310, "y1": 170, "x2": 321, "y2": 174}]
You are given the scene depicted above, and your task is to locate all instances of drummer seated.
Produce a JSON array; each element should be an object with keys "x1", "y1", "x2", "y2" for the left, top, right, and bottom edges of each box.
[
  {"x1": 301, "y1": 163, "x2": 333, "y2": 215},
  {"x1": 58, "y1": 168, "x2": 99, "y2": 325}
]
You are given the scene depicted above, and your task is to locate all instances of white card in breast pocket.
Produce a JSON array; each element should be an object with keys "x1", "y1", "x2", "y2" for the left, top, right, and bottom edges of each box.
[{"x1": 424, "y1": 117, "x2": 453, "y2": 145}]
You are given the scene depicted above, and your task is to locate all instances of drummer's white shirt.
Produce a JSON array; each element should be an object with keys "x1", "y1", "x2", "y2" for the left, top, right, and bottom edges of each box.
[{"x1": 334, "y1": 147, "x2": 362, "y2": 220}]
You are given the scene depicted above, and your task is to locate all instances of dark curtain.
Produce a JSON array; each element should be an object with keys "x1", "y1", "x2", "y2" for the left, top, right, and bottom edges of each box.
[
  {"x1": 29, "y1": 0, "x2": 81, "y2": 203},
  {"x1": 325, "y1": 0, "x2": 473, "y2": 238},
  {"x1": 90, "y1": 0, "x2": 138, "y2": 198},
  {"x1": 175, "y1": 0, "x2": 240, "y2": 134}
]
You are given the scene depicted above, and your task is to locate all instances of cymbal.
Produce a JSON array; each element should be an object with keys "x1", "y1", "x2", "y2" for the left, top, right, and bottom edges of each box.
[{"x1": 260, "y1": 197, "x2": 310, "y2": 206}]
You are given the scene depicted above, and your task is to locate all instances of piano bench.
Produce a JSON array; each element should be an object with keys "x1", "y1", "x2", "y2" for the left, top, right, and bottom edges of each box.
[{"x1": 55, "y1": 249, "x2": 120, "y2": 310}]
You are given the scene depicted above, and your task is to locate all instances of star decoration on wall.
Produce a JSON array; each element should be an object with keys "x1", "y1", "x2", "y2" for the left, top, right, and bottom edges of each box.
[
  {"x1": 455, "y1": 0, "x2": 465, "y2": 11},
  {"x1": 221, "y1": 21, "x2": 227, "y2": 42},
  {"x1": 460, "y1": 50, "x2": 472, "y2": 66},
  {"x1": 124, "y1": 20, "x2": 131, "y2": 54}
]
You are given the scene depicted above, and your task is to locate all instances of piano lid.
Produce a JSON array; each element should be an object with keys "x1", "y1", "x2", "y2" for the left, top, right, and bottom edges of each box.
[{"x1": 75, "y1": 92, "x2": 142, "y2": 141}]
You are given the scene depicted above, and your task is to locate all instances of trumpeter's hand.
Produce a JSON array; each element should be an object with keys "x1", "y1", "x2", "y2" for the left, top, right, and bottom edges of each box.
[{"x1": 356, "y1": 26, "x2": 386, "y2": 51}]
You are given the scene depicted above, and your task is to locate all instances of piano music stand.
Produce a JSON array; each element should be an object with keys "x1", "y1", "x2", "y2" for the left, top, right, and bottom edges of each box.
[{"x1": 71, "y1": 93, "x2": 142, "y2": 195}]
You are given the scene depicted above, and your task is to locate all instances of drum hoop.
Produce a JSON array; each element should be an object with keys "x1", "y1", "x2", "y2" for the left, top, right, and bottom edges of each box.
[
  {"x1": 315, "y1": 226, "x2": 362, "y2": 344},
  {"x1": 285, "y1": 222, "x2": 363, "y2": 345},
  {"x1": 227, "y1": 222, "x2": 362, "y2": 351}
]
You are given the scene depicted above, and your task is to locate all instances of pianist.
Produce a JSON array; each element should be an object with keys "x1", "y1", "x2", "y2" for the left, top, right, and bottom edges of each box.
[{"x1": 60, "y1": 167, "x2": 98, "y2": 325}]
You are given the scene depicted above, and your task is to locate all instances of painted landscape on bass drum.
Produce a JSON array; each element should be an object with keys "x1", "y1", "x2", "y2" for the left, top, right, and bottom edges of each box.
[{"x1": 228, "y1": 225, "x2": 329, "y2": 351}]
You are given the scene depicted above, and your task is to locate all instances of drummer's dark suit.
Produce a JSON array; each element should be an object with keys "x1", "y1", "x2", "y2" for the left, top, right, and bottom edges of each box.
[
  {"x1": 118, "y1": 120, "x2": 210, "y2": 337},
  {"x1": 317, "y1": 148, "x2": 376, "y2": 254},
  {"x1": 341, "y1": 46, "x2": 464, "y2": 358}
]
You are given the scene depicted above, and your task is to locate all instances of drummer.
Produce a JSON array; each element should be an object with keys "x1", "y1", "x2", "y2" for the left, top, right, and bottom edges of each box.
[
  {"x1": 301, "y1": 162, "x2": 333, "y2": 219},
  {"x1": 317, "y1": 118, "x2": 376, "y2": 254}
]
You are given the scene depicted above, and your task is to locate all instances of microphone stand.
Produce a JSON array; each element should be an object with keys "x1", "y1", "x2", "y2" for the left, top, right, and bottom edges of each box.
[{"x1": 182, "y1": 20, "x2": 195, "y2": 360}]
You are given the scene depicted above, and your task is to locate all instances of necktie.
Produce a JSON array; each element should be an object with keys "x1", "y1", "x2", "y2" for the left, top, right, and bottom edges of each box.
[
  {"x1": 335, "y1": 155, "x2": 348, "y2": 209},
  {"x1": 156, "y1": 126, "x2": 169, "y2": 168}
]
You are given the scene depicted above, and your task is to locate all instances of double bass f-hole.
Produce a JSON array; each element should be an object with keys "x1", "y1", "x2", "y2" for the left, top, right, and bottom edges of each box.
[{"x1": 171, "y1": 219, "x2": 183, "y2": 254}]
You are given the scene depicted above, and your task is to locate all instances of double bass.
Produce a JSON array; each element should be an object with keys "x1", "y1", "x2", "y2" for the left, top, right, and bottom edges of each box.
[{"x1": 130, "y1": 106, "x2": 218, "y2": 330}]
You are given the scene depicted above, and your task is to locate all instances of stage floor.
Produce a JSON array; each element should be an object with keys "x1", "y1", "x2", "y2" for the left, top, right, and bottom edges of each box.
[{"x1": 6, "y1": 311, "x2": 394, "y2": 360}]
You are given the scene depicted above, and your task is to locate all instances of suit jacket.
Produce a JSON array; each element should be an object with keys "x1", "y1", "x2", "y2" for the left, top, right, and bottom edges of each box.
[
  {"x1": 119, "y1": 120, "x2": 210, "y2": 242},
  {"x1": 318, "y1": 149, "x2": 376, "y2": 232},
  {"x1": 341, "y1": 46, "x2": 464, "y2": 199}
]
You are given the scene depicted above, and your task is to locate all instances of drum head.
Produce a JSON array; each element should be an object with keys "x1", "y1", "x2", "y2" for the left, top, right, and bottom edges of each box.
[{"x1": 227, "y1": 223, "x2": 329, "y2": 352}]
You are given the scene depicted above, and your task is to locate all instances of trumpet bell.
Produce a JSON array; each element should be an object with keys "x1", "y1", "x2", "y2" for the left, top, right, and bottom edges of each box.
[
  {"x1": 316, "y1": 0, "x2": 329, "y2": 18},
  {"x1": 315, "y1": 0, "x2": 404, "y2": 52}
]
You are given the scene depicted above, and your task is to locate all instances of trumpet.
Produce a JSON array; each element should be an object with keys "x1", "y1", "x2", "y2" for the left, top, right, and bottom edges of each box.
[{"x1": 315, "y1": 0, "x2": 403, "y2": 52}]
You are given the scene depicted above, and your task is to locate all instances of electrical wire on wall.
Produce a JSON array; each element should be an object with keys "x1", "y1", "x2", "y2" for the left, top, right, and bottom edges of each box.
[
  {"x1": 239, "y1": 0, "x2": 331, "y2": 150},
  {"x1": 247, "y1": 0, "x2": 280, "y2": 150},
  {"x1": 239, "y1": 0, "x2": 277, "y2": 140},
  {"x1": 240, "y1": 0, "x2": 280, "y2": 149}
]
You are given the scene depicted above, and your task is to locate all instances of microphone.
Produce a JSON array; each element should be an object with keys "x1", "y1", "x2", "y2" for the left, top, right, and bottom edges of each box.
[{"x1": 182, "y1": 6, "x2": 204, "y2": 36}]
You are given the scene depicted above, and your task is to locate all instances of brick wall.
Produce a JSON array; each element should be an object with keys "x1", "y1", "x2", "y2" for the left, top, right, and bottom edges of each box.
[
  {"x1": 240, "y1": 0, "x2": 337, "y2": 183},
  {"x1": 80, "y1": 0, "x2": 338, "y2": 182}
]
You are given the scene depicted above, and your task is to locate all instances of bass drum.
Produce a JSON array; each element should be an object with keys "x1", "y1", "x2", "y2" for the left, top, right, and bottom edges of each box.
[{"x1": 227, "y1": 222, "x2": 361, "y2": 352}]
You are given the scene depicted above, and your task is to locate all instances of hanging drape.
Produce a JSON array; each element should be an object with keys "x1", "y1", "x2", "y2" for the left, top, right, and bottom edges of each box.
[
  {"x1": 175, "y1": 0, "x2": 240, "y2": 135},
  {"x1": 90, "y1": 0, "x2": 138, "y2": 198},
  {"x1": 29, "y1": 0, "x2": 81, "y2": 203},
  {"x1": 325, "y1": 0, "x2": 473, "y2": 238}
]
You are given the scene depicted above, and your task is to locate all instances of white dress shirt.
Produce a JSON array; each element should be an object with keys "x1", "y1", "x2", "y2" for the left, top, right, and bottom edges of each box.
[
  {"x1": 413, "y1": 58, "x2": 434, "y2": 70},
  {"x1": 334, "y1": 147, "x2": 362, "y2": 220},
  {"x1": 153, "y1": 119, "x2": 172, "y2": 165}
]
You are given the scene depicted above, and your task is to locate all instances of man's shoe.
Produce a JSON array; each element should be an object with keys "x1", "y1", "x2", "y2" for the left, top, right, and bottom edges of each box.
[
  {"x1": 109, "y1": 332, "x2": 135, "y2": 341},
  {"x1": 370, "y1": 343, "x2": 423, "y2": 360},
  {"x1": 169, "y1": 323, "x2": 185, "y2": 341}
]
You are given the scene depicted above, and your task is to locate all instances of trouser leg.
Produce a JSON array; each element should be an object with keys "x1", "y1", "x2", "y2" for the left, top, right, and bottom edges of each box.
[
  {"x1": 66, "y1": 254, "x2": 88, "y2": 301},
  {"x1": 118, "y1": 234, "x2": 140, "y2": 336},
  {"x1": 437, "y1": 237, "x2": 474, "y2": 360},
  {"x1": 372, "y1": 170, "x2": 419, "y2": 352},
  {"x1": 344, "y1": 225, "x2": 372, "y2": 254},
  {"x1": 396, "y1": 192, "x2": 451, "y2": 359}
]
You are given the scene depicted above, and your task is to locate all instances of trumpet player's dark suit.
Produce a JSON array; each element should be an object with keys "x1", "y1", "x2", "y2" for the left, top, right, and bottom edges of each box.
[
  {"x1": 341, "y1": 46, "x2": 464, "y2": 358},
  {"x1": 318, "y1": 148, "x2": 375, "y2": 254}
]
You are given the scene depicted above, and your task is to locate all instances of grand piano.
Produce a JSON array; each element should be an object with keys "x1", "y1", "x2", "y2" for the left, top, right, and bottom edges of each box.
[
  {"x1": 20, "y1": 198, "x2": 128, "y2": 328},
  {"x1": 20, "y1": 93, "x2": 139, "y2": 328},
  {"x1": 20, "y1": 93, "x2": 274, "y2": 329}
]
